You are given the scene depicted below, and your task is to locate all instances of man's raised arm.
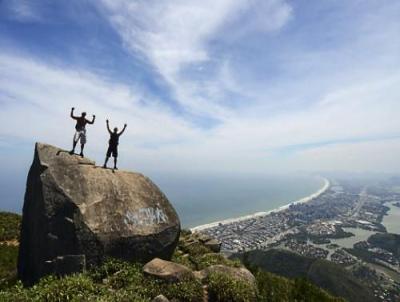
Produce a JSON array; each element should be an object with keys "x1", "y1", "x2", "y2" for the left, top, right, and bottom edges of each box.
[
  {"x1": 119, "y1": 123, "x2": 127, "y2": 136},
  {"x1": 106, "y1": 119, "x2": 112, "y2": 134},
  {"x1": 70, "y1": 107, "x2": 77, "y2": 119},
  {"x1": 88, "y1": 114, "x2": 96, "y2": 124}
]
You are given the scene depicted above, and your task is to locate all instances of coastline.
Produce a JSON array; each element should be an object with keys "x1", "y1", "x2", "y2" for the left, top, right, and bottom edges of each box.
[{"x1": 190, "y1": 177, "x2": 330, "y2": 232}]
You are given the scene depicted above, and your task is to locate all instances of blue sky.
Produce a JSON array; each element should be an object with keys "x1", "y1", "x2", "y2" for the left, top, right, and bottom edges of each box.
[{"x1": 1, "y1": 0, "x2": 400, "y2": 210}]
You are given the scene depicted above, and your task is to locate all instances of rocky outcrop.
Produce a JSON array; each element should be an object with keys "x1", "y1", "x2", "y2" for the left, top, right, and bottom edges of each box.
[
  {"x1": 18, "y1": 143, "x2": 180, "y2": 285},
  {"x1": 143, "y1": 258, "x2": 194, "y2": 282}
]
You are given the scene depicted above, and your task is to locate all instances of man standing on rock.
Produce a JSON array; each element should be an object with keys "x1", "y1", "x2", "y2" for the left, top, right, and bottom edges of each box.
[
  {"x1": 103, "y1": 119, "x2": 127, "y2": 170},
  {"x1": 69, "y1": 107, "x2": 95, "y2": 157}
]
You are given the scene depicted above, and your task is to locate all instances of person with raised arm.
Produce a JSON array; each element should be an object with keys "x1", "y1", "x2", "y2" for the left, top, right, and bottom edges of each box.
[
  {"x1": 69, "y1": 107, "x2": 95, "y2": 157},
  {"x1": 103, "y1": 119, "x2": 127, "y2": 170}
]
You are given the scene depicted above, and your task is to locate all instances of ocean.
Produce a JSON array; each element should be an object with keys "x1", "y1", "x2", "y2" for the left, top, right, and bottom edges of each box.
[
  {"x1": 1, "y1": 171, "x2": 325, "y2": 229},
  {"x1": 152, "y1": 173, "x2": 325, "y2": 228}
]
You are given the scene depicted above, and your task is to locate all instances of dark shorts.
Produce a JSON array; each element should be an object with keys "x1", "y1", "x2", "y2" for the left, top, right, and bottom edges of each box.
[{"x1": 106, "y1": 145, "x2": 118, "y2": 158}]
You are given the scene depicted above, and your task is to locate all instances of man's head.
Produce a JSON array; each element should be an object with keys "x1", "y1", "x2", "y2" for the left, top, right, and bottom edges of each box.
[
  {"x1": 113, "y1": 127, "x2": 118, "y2": 133},
  {"x1": 81, "y1": 112, "x2": 87, "y2": 117}
]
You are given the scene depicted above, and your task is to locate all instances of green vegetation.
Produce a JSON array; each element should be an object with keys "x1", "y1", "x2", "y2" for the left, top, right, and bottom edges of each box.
[
  {"x1": 0, "y1": 251, "x2": 346, "y2": 302},
  {"x1": 0, "y1": 217, "x2": 346, "y2": 302},
  {"x1": 235, "y1": 248, "x2": 375, "y2": 302},
  {"x1": 207, "y1": 271, "x2": 257, "y2": 302},
  {"x1": 289, "y1": 226, "x2": 354, "y2": 243},
  {"x1": 254, "y1": 270, "x2": 344, "y2": 302},
  {"x1": 0, "y1": 258, "x2": 204, "y2": 302},
  {"x1": 0, "y1": 245, "x2": 18, "y2": 290},
  {"x1": 346, "y1": 233, "x2": 400, "y2": 270},
  {"x1": 368, "y1": 233, "x2": 400, "y2": 257},
  {"x1": 0, "y1": 212, "x2": 21, "y2": 290},
  {"x1": 172, "y1": 231, "x2": 242, "y2": 271},
  {"x1": 0, "y1": 212, "x2": 21, "y2": 242}
]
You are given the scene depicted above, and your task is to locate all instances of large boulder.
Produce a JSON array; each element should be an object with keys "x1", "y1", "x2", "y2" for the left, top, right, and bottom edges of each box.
[{"x1": 18, "y1": 143, "x2": 180, "y2": 285}]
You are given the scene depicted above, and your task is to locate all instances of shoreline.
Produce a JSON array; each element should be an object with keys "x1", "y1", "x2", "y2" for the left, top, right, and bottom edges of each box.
[{"x1": 190, "y1": 177, "x2": 330, "y2": 232}]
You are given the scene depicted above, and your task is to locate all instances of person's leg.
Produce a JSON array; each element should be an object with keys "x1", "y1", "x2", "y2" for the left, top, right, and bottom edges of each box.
[
  {"x1": 70, "y1": 141, "x2": 77, "y2": 154},
  {"x1": 103, "y1": 156, "x2": 109, "y2": 168},
  {"x1": 104, "y1": 146, "x2": 112, "y2": 168},
  {"x1": 113, "y1": 147, "x2": 118, "y2": 169},
  {"x1": 79, "y1": 131, "x2": 86, "y2": 157},
  {"x1": 70, "y1": 133, "x2": 78, "y2": 154},
  {"x1": 80, "y1": 144, "x2": 85, "y2": 157}
]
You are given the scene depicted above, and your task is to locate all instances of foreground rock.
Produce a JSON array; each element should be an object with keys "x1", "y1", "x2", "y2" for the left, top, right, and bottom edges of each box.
[
  {"x1": 18, "y1": 143, "x2": 180, "y2": 285},
  {"x1": 197, "y1": 265, "x2": 256, "y2": 286},
  {"x1": 152, "y1": 295, "x2": 170, "y2": 302},
  {"x1": 143, "y1": 258, "x2": 194, "y2": 282}
]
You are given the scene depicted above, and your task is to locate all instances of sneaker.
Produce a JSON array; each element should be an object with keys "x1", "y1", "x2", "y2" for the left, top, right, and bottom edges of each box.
[
  {"x1": 80, "y1": 152, "x2": 84, "y2": 158},
  {"x1": 69, "y1": 150, "x2": 74, "y2": 155},
  {"x1": 114, "y1": 167, "x2": 118, "y2": 170},
  {"x1": 103, "y1": 165, "x2": 107, "y2": 169}
]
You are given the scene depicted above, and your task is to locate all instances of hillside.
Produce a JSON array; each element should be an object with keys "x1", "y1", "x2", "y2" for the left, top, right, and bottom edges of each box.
[
  {"x1": 234, "y1": 249, "x2": 375, "y2": 302},
  {"x1": 0, "y1": 213, "x2": 343, "y2": 301}
]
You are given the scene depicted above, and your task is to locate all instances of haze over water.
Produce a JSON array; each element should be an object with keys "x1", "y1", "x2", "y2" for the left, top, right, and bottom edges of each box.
[{"x1": 154, "y1": 174, "x2": 325, "y2": 228}]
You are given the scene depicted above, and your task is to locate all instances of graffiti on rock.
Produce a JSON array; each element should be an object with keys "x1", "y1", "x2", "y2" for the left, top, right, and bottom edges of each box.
[{"x1": 124, "y1": 207, "x2": 168, "y2": 226}]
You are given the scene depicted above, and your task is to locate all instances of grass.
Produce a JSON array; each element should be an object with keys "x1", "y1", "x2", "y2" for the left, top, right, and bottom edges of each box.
[
  {"x1": 0, "y1": 245, "x2": 19, "y2": 290},
  {"x1": 207, "y1": 271, "x2": 257, "y2": 302},
  {"x1": 0, "y1": 258, "x2": 204, "y2": 302},
  {"x1": 0, "y1": 212, "x2": 21, "y2": 290},
  {"x1": 0, "y1": 212, "x2": 21, "y2": 242}
]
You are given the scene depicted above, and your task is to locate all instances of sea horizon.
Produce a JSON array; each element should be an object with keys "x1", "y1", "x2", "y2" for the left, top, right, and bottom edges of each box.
[
  {"x1": 153, "y1": 173, "x2": 326, "y2": 228},
  {"x1": 0, "y1": 172, "x2": 327, "y2": 230},
  {"x1": 191, "y1": 177, "x2": 329, "y2": 231}
]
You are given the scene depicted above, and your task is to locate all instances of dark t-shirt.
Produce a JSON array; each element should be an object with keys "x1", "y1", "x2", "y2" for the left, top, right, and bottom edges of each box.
[
  {"x1": 75, "y1": 117, "x2": 88, "y2": 131},
  {"x1": 109, "y1": 133, "x2": 120, "y2": 147}
]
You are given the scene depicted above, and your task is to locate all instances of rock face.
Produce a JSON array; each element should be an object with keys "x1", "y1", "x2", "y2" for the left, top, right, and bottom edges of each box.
[
  {"x1": 18, "y1": 143, "x2": 180, "y2": 285},
  {"x1": 143, "y1": 258, "x2": 194, "y2": 282}
]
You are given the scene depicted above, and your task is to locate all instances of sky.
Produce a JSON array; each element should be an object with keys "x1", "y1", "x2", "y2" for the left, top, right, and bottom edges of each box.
[{"x1": 1, "y1": 0, "x2": 400, "y2": 211}]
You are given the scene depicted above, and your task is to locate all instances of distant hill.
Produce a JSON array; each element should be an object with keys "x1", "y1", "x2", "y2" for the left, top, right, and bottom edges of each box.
[
  {"x1": 233, "y1": 248, "x2": 376, "y2": 302},
  {"x1": 368, "y1": 233, "x2": 400, "y2": 257}
]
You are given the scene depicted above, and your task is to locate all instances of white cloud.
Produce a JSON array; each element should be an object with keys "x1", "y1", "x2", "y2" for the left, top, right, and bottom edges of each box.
[
  {"x1": 0, "y1": 53, "x2": 201, "y2": 159},
  {"x1": 1, "y1": 51, "x2": 400, "y2": 174},
  {"x1": 96, "y1": 0, "x2": 293, "y2": 118},
  {"x1": 1, "y1": 1, "x2": 400, "y2": 175}
]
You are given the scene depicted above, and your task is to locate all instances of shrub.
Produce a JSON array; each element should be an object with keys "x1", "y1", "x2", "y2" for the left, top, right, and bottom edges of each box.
[
  {"x1": 207, "y1": 272, "x2": 256, "y2": 302},
  {"x1": 0, "y1": 275, "x2": 102, "y2": 302},
  {"x1": 194, "y1": 253, "x2": 242, "y2": 270},
  {"x1": 154, "y1": 277, "x2": 204, "y2": 302},
  {"x1": 0, "y1": 245, "x2": 18, "y2": 289},
  {"x1": 90, "y1": 258, "x2": 134, "y2": 284},
  {"x1": 90, "y1": 258, "x2": 203, "y2": 302},
  {"x1": 0, "y1": 212, "x2": 21, "y2": 242},
  {"x1": 29, "y1": 274, "x2": 101, "y2": 301},
  {"x1": 254, "y1": 269, "x2": 292, "y2": 302}
]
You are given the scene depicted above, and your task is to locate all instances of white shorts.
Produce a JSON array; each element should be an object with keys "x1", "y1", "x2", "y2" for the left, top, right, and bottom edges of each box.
[{"x1": 73, "y1": 129, "x2": 87, "y2": 144}]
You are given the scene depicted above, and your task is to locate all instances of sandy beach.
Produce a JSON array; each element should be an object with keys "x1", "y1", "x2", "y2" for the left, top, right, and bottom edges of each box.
[{"x1": 191, "y1": 177, "x2": 330, "y2": 232}]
